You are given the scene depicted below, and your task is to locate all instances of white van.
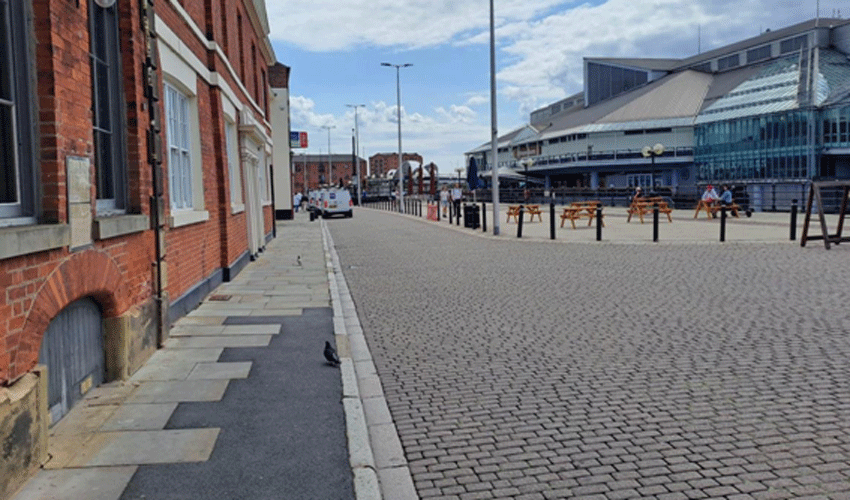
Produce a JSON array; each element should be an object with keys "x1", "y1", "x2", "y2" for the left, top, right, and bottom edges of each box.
[{"x1": 322, "y1": 188, "x2": 353, "y2": 218}]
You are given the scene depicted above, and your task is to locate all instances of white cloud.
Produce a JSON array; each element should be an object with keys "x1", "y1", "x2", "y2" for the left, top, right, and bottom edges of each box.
[
  {"x1": 266, "y1": 0, "x2": 566, "y2": 51},
  {"x1": 280, "y1": 0, "x2": 843, "y2": 169}
]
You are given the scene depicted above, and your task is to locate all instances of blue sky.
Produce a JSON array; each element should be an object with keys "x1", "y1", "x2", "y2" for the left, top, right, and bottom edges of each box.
[{"x1": 267, "y1": 0, "x2": 842, "y2": 174}]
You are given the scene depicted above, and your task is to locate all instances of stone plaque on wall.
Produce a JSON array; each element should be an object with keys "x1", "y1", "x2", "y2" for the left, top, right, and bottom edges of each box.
[{"x1": 66, "y1": 156, "x2": 92, "y2": 250}]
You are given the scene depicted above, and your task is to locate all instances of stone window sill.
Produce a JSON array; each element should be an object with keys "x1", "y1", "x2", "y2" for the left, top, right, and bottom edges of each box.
[
  {"x1": 94, "y1": 214, "x2": 150, "y2": 240},
  {"x1": 0, "y1": 224, "x2": 70, "y2": 261}
]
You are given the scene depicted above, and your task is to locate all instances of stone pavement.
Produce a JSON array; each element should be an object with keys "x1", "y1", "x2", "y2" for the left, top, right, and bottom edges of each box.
[
  {"x1": 12, "y1": 215, "x2": 361, "y2": 500},
  {"x1": 327, "y1": 206, "x2": 850, "y2": 500}
]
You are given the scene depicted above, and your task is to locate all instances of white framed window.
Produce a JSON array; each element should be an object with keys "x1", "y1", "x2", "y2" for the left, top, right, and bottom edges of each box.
[
  {"x1": 0, "y1": 0, "x2": 35, "y2": 222},
  {"x1": 165, "y1": 83, "x2": 193, "y2": 210},
  {"x1": 90, "y1": 0, "x2": 126, "y2": 214},
  {"x1": 225, "y1": 120, "x2": 243, "y2": 207}
]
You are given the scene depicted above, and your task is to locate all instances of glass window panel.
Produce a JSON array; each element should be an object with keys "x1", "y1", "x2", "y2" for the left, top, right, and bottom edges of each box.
[{"x1": 0, "y1": 102, "x2": 16, "y2": 203}]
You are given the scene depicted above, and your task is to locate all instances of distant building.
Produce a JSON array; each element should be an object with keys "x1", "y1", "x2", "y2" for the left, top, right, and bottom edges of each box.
[
  {"x1": 467, "y1": 18, "x2": 850, "y2": 210},
  {"x1": 292, "y1": 154, "x2": 366, "y2": 191},
  {"x1": 369, "y1": 152, "x2": 423, "y2": 178}
]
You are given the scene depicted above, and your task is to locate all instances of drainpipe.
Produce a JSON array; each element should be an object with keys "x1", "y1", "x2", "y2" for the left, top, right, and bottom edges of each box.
[{"x1": 141, "y1": 0, "x2": 166, "y2": 346}]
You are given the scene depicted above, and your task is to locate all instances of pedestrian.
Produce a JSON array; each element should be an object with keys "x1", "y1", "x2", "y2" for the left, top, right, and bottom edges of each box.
[
  {"x1": 701, "y1": 184, "x2": 718, "y2": 204},
  {"x1": 631, "y1": 186, "x2": 643, "y2": 203},
  {"x1": 719, "y1": 185, "x2": 733, "y2": 206},
  {"x1": 293, "y1": 191, "x2": 302, "y2": 212},
  {"x1": 440, "y1": 186, "x2": 449, "y2": 217},
  {"x1": 451, "y1": 184, "x2": 462, "y2": 216}
]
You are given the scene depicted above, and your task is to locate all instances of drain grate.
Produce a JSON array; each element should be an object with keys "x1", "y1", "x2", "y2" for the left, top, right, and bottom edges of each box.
[{"x1": 208, "y1": 294, "x2": 232, "y2": 301}]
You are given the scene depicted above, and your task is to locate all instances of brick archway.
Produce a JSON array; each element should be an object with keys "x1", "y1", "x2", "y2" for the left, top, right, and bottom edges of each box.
[{"x1": 10, "y1": 250, "x2": 130, "y2": 380}]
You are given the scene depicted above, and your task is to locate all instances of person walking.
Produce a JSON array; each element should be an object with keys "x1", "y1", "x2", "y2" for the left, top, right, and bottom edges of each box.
[
  {"x1": 451, "y1": 184, "x2": 462, "y2": 218},
  {"x1": 440, "y1": 186, "x2": 449, "y2": 217},
  {"x1": 293, "y1": 191, "x2": 302, "y2": 213}
]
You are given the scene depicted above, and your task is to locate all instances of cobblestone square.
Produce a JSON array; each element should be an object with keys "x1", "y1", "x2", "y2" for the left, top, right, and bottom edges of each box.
[{"x1": 328, "y1": 208, "x2": 850, "y2": 500}]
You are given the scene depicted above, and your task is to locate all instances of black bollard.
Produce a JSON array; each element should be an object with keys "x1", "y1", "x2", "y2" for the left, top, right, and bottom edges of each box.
[
  {"x1": 720, "y1": 206, "x2": 727, "y2": 242},
  {"x1": 482, "y1": 202, "x2": 487, "y2": 232},
  {"x1": 517, "y1": 206, "x2": 525, "y2": 238},
  {"x1": 456, "y1": 202, "x2": 461, "y2": 226},
  {"x1": 448, "y1": 199, "x2": 453, "y2": 221},
  {"x1": 596, "y1": 205, "x2": 602, "y2": 241},
  {"x1": 550, "y1": 202, "x2": 556, "y2": 240},
  {"x1": 790, "y1": 199, "x2": 798, "y2": 241},
  {"x1": 653, "y1": 203, "x2": 659, "y2": 242}
]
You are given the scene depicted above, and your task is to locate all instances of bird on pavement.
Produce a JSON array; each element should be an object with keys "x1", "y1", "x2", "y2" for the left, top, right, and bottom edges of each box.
[{"x1": 324, "y1": 341, "x2": 340, "y2": 366}]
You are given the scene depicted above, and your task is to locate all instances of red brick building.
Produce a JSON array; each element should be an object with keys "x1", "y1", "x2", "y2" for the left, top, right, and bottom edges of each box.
[
  {"x1": 369, "y1": 152, "x2": 423, "y2": 178},
  {"x1": 0, "y1": 0, "x2": 280, "y2": 494},
  {"x1": 292, "y1": 154, "x2": 367, "y2": 191}
]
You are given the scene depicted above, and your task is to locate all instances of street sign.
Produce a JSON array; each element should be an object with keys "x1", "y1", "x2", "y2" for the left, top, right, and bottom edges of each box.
[{"x1": 290, "y1": 131, "x2": 308, "y2": 148}]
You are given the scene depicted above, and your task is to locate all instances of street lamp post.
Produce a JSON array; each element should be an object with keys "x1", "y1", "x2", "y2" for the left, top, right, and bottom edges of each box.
[
  {"x1": 321, "y1": 125, "x2": 336, "y2": 185},
  {"x1": 346, "y1": 104, "x2": 365, "y2": 205},
  {"x1": 489, "y1": 0, "x2": 500, "y2": 235},
  {"x1": 641, "y1": 143, "x2": 665, "y2": 190},
  {"x1": 381, "y1": 62, "x2": 412, "y2": 212}
]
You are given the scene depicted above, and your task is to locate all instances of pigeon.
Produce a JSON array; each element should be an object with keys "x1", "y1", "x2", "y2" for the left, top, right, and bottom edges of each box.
[{"x1": 324, "y1": 341, "x2": 340, "y2": 366}]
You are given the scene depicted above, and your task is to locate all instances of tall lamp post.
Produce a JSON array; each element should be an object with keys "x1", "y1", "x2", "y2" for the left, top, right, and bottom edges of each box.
[
  {"x1": 641, "y1": 143, "x2": 664, "y2": 190},
  {"x1": 381, "y1": 62, "x2": 412, "y2": 212},
  {"x1": 489, "y1": 0, "x2": 500, "y2": 235},
  {"x1": 321, "y1": 125, "x2": 336, "y2": 185},
  {"x1": 346, "y1": 104, "x2": 365, "y2": 205}
]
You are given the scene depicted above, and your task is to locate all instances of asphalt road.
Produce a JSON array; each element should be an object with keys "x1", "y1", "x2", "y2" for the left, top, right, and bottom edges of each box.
[{"x1": 327, "y1": 207, "x2": 850, "y2": 500}]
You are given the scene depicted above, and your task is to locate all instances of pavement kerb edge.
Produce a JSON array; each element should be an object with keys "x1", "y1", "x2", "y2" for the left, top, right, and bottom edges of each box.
[{"x1": 322, "y1": 221, "x2": 419, "y2": 500}]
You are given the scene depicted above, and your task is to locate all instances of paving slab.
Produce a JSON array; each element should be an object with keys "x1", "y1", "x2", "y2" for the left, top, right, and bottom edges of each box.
[
  {"x1": 163, "y1": 335, "x2": 271, "y2": 349},
  {"x1": 143, "y1": 348, "x2": 223, "y2": 364},
  {"x1": 85, "y1": 429, "x2": 220, "y2": 466},
  {"x1": 125, "y1": 380, "x2": 229, "y2": 403},
  {"x1": 12, "y1": 467, "x2": 138, "y2": 500},
  {"x1": 100, "y1": 403, "x2": 178, "y2": 431},
  {"x1": 186, "y1": 361, "x2": 252, "y2": 380}
]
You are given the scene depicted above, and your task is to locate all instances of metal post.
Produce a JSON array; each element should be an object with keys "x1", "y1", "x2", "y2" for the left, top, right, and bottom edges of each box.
[
  {"x1": 790, "y1": 199, "x2": 798, "y2": 241},
  {"x1": 482, "y1": 202, "x2": 487, "y2": 232},
  {"x1": 720, "y1": 206, "x2": 727, "y2": 242},
  {"x1": 517, "y1": 206, "x2": 524, "y2": 238},
  {"x1": 550, "y1": 201, "x2": 555, "y2": 240},
  {"x1": 489, "y1": 0, "x2": 500, "y2": 235},
  {"x1": 596, "y1": 205, "x2": 602, "y2": 241},
  {"x1": 381, "y1": 63, "x2": 412, "y2": 214},
  {"x1": 653, "y1": 203, "x2": 659, "y2": 242},
  {"x1": 456, "y1": 201, "x2": 461, "y2": 225}
]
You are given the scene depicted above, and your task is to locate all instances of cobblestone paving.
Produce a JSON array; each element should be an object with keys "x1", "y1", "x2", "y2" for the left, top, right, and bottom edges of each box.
[{"x1": 327, "y1": 209, "x2": 850, "y2": 500}]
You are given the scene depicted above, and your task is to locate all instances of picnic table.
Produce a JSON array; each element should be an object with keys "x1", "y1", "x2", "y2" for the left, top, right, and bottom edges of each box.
[
  {"x1": 560, "y1": 201, "x2": 603, "y2": 229},
  {"x1": 627, "y1": 196, "x2": 673, "y2": 223},
  {"x1": 506, "y1": 204, "x2": 543, "y2": 223},
  {"x1": 693, "y1": 199, "x2": 740, "y2": 219}
]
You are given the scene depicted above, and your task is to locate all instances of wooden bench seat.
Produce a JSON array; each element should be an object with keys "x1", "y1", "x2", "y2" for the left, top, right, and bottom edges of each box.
[
  {"x1": 560, "y1": 201, "x2": 603, "y2": 229},
  {"x1": 627, "y1": 197, "x2": 673, "y2": 223}
]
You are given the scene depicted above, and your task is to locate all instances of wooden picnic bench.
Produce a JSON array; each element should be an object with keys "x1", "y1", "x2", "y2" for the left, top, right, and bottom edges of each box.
[
  {"x1": 560, "y1": 201, "x2": 603, "y2": 229},
  {"x1": 525, "y1": 204, "x2": 543, "y2": 222},
  {"x1": 627, "y1": 196, "x2": 673, "y2": 223},
  {"x1": 507, "y1": 204, "x2": 543, "y2": 223},
  {"x1": 506, "y1": 205, "x2": 521, "y2": 222},
  {"x1": 693, "y1": 199, "x2": 740, "y2": 219}
]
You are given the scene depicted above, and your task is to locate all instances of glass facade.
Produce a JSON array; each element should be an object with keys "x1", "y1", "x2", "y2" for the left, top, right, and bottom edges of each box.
[
  {"x1": 587, "y1": 62, "x2": 648, "y2": 106},
  {"x1": 695, "y1": 111, "x2": 812, "y2": 181},
  {"x1": 822, "y1": 105, "x2": 850, "y2": 147}
]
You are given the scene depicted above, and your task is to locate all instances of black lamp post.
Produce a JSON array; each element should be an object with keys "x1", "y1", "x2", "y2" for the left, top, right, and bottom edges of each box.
[{"x1": 641, "y1": 143, "x2": 664, "y2": 190}]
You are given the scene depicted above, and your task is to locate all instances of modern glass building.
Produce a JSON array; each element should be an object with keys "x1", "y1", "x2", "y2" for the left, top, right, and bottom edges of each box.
[{"x1": 466, "y1": 18, "x2": 850, "y2": 210}]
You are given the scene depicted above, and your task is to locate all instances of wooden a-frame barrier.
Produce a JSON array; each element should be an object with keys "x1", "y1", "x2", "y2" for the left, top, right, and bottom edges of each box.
[{"x1": 801, "y1": 180, "x2": 850, "y2": 250}]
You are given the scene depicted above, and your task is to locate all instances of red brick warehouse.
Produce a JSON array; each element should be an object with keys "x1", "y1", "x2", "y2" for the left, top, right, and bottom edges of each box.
[{"x1": 0, "y1": 0, "x2": 284, "y2": 495}]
